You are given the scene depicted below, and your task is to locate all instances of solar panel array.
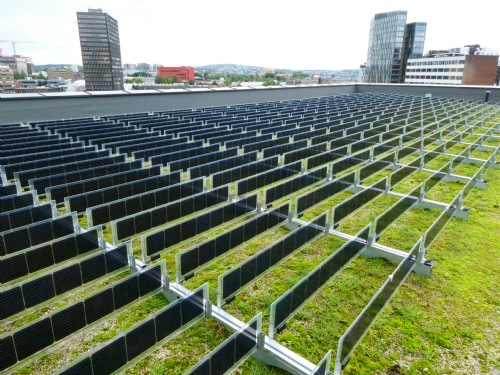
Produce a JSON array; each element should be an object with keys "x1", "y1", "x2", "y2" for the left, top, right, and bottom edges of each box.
[{"x1": 1, "y1": 93, "x2": 499, "y2": 375}]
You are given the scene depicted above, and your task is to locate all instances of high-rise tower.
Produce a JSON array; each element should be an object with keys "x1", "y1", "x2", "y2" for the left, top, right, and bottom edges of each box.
[
  {"x1": 364, "y1": 11, "x2": 426, "y2": 84},
  {"x1": 76, "y1": 8, "x2": 123, "y2": 91}
]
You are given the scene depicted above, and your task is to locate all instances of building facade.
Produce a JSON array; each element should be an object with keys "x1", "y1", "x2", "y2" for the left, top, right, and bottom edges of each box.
[
  {"x1": 47, "y1": 68, "x2": 77, "y2": 82},
  {"x1": 0, "y1": 65, "x2": 15, "y2": 92},
  {"x1": 137, "y1": 63, "x2": 151, "y2": 71},
  {"x1": 157, "y1": 66, "x2": 194, "y2": 82},
  {"x1": 400, "y1": 22, "x2": 427, "y2": 81},
  {"x1": 76, "y1": 8, "x2": 124, "y2": 91},
  {"x1": 364, "y1": 11, "x2": 427, "y2": 84},
  {"x1": 405, "y1": 46, "x2": 499, "y2": 86}
]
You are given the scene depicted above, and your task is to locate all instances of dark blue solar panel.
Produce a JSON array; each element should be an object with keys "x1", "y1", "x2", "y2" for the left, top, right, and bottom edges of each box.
[{"x1": 13, "y1": 317, "x2": 54, "y2": 360}]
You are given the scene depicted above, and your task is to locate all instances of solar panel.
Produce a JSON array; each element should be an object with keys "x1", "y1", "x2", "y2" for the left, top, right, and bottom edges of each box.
[
  {"x1": 2, "y1": 137, "x2": 72, "y2": 152},
  {"x1": 295, "y1": 171, "x2": 355, "y2": 217},
  {"x1": 51, "y1": 302, "x2": 87, "y2": 341},
  {"x1": 0, "y1": 202, "x2": 54, "y2": 232},
  {"x1": 218, "y1": 213, "x2": 327, "y2": 306},
  {"x1": 48, "y1": 165, "x2": 162, "y2": 204},
  {"x1": 0, "y1": 184, "x2": 19, "y2": 197},
  {"x1": 30, "y1": 158, "x2": 141, "y2": 195},
  {"x1": 167, "y1": 147, "x2": 239, "y2": 173},
  {"x1": 283, "y1": 142, "x2": 327, "y2": 165},
  {"x1": 3, "y1": 150, "x2": 111, "y2": 180},
  {"x1": 0, "y1": 254, "x2": 29, "y2": 284},
  {"x1": 261, "y1": 139, "x2": 307, "y2": 158},
  {"x1": 139, "y1": 264, "x2": 162, "y2": 296},
  {"x1": 1, "y1": 213, "x2": 76, "y2": 256},
  {"x1": 269, "y1": 224, "x2": 370, "y2": 338},
  {"x1": 2, "y1": 242, "x2": 129, "y2": 320},
  {"x1": 125, "y1": 319, "x2": 157, "y2": 361},
  {"x1": 338, "y1": 241, "x2": 419, "y2": 366},
  {"x1": 224, "y1": 134, "x2": 273, "y2": 149},
  {"x1": 236, "y1": 161, "x2": 302, "y2": 197},
  {"x1": 264, "y1": 166, "x2": 328, "y2": 207},
  {"x1": 0, "y1": 336, "x2": 18, "y2": 371},
  {"x1": 13, "y1": 318, "x2": 55, "y2": 361},
  {"x1": 291, "y1": 127, "x2": 327, "y2": 142},
  {"x1": 177, "y1": 202, "x2": 289, "y2": 281},
  {"x1": 184, "y1": 314, "x2": 260, "y2": 375},
  {"x1": 86, "y1": 176, "x2": 201, "y2": 227},
  {"x1": 16, "y1": 154, "x2": 127, "y2": 188},
  {"x1": 188, "y1": 151, "x2": 259, "y2": 180},
  {"x1": 0, "y1": 287, "x2": 25, "y2": 320},
  {"x1": 211, "y1": 155, "x2": 280, "y2": 189},
  {"x1": 118, "y1": 136, "x2": 189, "y2": 158},
  {"x1": 1, "y1": 146, "x2": 97, "y2": 167},
  {"x1": 242, "y1": 136, "x2": 290, "y2": 154},
  {"x1": 332, "y1": 178, "x2": 387, "y2": 225},
  {"x1": 153, "y1": 301, "x2": 182, "y2": 342},
  {"x1": 149, "y1": 144, "x2": 220, "y2": 167},
  {"x1": 0, "y1": 192, "x2": 36, "y2": 214},
  {"x1": 112, "y1": 185, "x2": 229, "y2": 243},
  {"x1": 84, "y1": 287, "x2": 115, "y2": 325},
  {"x1": 143, "y1": 194, "x2": 258, "y2": 258},
  {"x1": 207, "y1": 130, "x2": 258, "y2": 145},
  {"x1": 91, "y1": 336, "x2": 128, "y2": 375}
]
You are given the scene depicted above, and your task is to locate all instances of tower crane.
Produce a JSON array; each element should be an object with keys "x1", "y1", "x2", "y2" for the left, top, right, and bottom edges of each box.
[{"x1": 0, "y1": 40, "x2": 37, "y2": 56}]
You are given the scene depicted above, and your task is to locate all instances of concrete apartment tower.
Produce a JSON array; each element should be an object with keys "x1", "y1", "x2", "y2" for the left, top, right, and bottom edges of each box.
[
  {"x1": 76, "y1": 8, "x2": 124, "y2": 91},
  {"x1": 364, "y1": 11, "x2": 426, "y2": 83}
]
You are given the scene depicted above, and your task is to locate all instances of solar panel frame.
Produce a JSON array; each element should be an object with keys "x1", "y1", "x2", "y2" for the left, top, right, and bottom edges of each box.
[
  {"x1": 30, "y1": 158, "x2": 141, "y2": 195},
  {"x1": 0, "y1": 201, "x2": 55, "y2": 232},
  {"x1": 111, "y1": 184, "x2": 229, "y2": 244},
  {"x1": 210, "y1": 155, "x2": 280, "y2": 189},
  {"x1": 269, "y1": 224, "x2": 370, "y2": 338},
  {"x1": 176, "y1": 202, "x2": 290, "y2": 281},
  {"x1": 48, "y1": 165, "x2": 162, "y2": 204},
  {"x1": 0, "y1": 191, "x2": 37, "y2": 215},
  {"x1": 235, "y1": 161, "x2": 302, "y2": 197},
  {"x1": 1, "y1": 212, "x2": 78, "y2": 256},
  {"x1": 86, "y1": 176, "x2": 201, "y2": 227},
  {"x1": 1, "y1": 241, "x2": 131, "y2": 321},
  {"x1": 2, "y1": 150, "x2": 112, "y2": 180},
  {"x1": 16, "y1": 154, "x2": 127, "y2": 188},
  {"x1": 217, "y1": 212, "x2": 327, "y2": 307},
  {"x1": 141, "y1": 193, "x2": 258, "y2": 261},
  {"x1": 184, "y1": 313, "x2": 261, "y2": 375}
]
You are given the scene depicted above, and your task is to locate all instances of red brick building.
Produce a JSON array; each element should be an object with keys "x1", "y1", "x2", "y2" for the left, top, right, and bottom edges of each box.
[{"x1": 157, "y1": 66, "x2": 194, "y2": 82}]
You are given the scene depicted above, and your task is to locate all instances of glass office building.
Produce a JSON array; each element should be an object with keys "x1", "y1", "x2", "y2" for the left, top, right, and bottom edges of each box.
[
  {"x1": 400, "y1": 22, "x2": 427, "y2": 82},
  {"x1": 365, "y1": 11, "x2": 426, "y2": 84},
  {"x1": 77, "y1": 8, "x2": 124, "y2": 91}
]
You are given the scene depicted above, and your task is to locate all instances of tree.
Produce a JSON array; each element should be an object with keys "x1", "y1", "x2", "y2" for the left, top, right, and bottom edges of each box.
[
  {"x1": 36, "y1": 72, "x2": 45, "y2": 79},
  {"x1": 262, "y1": 78, "x2": 277, "y2": 86},
  {"x1": 171, "y1": 74, "x2": 180, "y2": 83},
  {"x1": 125, "y1": 78, "x2": 144, "y2": 84},
  {"x1": 13, "y1": 70, "x2": 26, "y2": 80},
  {"x1": 212, "y1": 80, "x2": 218, "y2": 86},
  {"x1": 194, "y1": 72, "x2": 203, "y2": 78},
  {"x1": 292, "y1": 71, "x2": 308, "y2": 79},
  {"x1": 264, "y1": 73, "x2": 275, "y2": 79},
  {"x1": 188, "y1": 79, "x2": 195, "y2": 85},
  {"x1": 155, "y1": 75, "x2": 172, "y2": 84},
  {"x1": 132, "y1": 71, "x2": 152, "y2": 77}
]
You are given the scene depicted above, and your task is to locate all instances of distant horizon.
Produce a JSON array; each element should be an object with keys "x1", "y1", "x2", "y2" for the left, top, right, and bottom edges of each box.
[
  {"x1": 32, "y1": 62, "x2": 360, "y2": 73},
  {"x1": 2, "y1": 0, "x2": 499, "y2": 70}
]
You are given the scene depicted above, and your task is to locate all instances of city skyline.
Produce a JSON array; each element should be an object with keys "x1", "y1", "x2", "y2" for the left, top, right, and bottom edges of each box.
[{"x1": 1, "y1": 0, "x2": 499, "y2": 70}]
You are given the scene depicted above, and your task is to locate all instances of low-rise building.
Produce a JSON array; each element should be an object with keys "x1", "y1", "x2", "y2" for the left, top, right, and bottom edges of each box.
[
  {"x1": 137, "y1": 63, "x2": 151, "y2": 71},
  {"x1": 0, "y1": 65, "x2": 15, "y2": 92},
  {"x1": 157, "y1": 66, "x2": 194, "y2": 82},
  {"x1": 47, "y1": 68, "x2": 77, "y2": 82},
  {"x1": 405, "y1": 45, "x2": 499, "y2": 86}
]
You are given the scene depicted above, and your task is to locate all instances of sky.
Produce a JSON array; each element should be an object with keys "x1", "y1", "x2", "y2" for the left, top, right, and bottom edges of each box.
[{"x1": 1, "y1": 0, "x2": 499, "y2": 71}]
